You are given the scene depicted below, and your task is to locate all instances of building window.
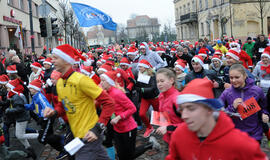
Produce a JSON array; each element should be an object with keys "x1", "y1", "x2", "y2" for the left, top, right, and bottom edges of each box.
[
  {"x1": 179, "y1": 7, "x2": 182, "y2": 15},
  {"x1": 176, "y1": 8, "x2": 179, "y2": 20},
  {"x1": 213, "y1": 0, "x2": 216, "y2": 7},
  {"x1": 187, "y1": 3, "x2": 190, "y2": 13},
  {"x1": 207, "y1": 22, "x2": 210, "y2": 36},
  {"x1": 221, "y1": 0, "x2": 224, "y2": 4},
  {"x1": 201, "y1": 23, "x2": 204, "y2": 36},
  {"x1": 192, "y1": 0, "x2": 195, "y2": 12},
  {"x1": 35, "y1": 4, "x2": 39, "y2": 17},
  {"x1": 199, "y1": 0, "x2": 202, "y2": 11},
  {"x1": 38, "y1": 33, "x2": 41, "y2": 46},
  {"x1": 19, "y1": 0, "x2": 24, "y2": 10},
  {"x1": 183, "y1": 5, "x2": 186, "y2": 14},
  {"x1": 7, "y1": 0, "x2": 13, "y2": 5},
  {"x1": 205, "y1": 0, "x2": 208, "y2": 9}
]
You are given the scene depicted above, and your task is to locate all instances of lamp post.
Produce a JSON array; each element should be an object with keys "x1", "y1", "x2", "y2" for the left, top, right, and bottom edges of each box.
[
  {"x1": 229, "y1": 0, "x2": 233, "y2": 37},
  {"x1": 28, "y1": 0, "x2": 35, "y2": 54}
]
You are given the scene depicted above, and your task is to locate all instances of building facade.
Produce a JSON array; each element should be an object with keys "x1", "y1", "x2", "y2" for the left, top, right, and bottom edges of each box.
[
  {"x1": 0, "y1": 0, "x2": 44, "y2": 55},
  {"x1": 174, "y1": 0, "x2": 270, "y2": 42},
  {"x1": 126, "y1": 15, "x2": 160, "y2": 41},
  {"x1": 87, "y1": 26, "x2": 115, "y2": 46}
]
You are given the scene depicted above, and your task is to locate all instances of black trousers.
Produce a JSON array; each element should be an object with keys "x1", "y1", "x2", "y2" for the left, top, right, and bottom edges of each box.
[
  {"x1": 114, "y1": 128, "x2": 137, "y2": 160},
  {"x1": 38, "y1": 118, "x2": 63, "y2": 151}
]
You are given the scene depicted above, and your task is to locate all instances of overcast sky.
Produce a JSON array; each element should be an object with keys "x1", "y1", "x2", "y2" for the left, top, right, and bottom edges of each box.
[{"x1": 69, "y1": 0, "x2": 175, "y2": 28}]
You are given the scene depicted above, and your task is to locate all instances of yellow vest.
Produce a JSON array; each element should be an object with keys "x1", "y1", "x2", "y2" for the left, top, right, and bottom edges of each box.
[{"x1": 57, "y1": 72, "x2": 102, "y2": 138}]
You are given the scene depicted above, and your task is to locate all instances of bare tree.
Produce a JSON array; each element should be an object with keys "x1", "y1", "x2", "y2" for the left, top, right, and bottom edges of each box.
[
  {"x1": 253, "y1": 0, "x2": 270, "y2": 34},
  {"x1": 58, "y1": 0, "x2": 71, "y2": 44}
]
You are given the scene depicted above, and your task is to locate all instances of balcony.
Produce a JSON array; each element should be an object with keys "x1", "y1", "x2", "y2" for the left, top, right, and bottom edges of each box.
[{"x1": 180, "y1": 12, "x2": 198, "y2": 24}]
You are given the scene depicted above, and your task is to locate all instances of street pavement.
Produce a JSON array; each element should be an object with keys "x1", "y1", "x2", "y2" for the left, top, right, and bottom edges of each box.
[{"x1": 6, "y1": 122, "x2": 270, "y2": 160}]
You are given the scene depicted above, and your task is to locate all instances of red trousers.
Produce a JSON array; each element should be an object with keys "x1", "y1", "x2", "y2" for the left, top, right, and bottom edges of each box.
[{"x1": 139, "y1": 98, "x2": 159, "y2": 129}]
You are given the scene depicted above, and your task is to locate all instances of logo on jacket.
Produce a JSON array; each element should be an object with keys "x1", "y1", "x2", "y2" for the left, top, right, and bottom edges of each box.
[{"x1": 62, "y1": 97, "x2": 76, "y2": 114}]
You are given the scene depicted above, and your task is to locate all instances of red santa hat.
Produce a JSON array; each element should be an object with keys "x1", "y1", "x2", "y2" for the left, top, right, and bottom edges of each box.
[
  {"x1": 6, "y1": 79, "x2": 24, "y2": 95},
  {"x1": 0, "y1": 75, "x2": 9, "y2": 84},
  {"x1": 170, "y1": 48, "x2": 176, "y2": 53},
  {"x1": 43, "y1": 57, "x2": 52, "y2": 65},
  {"x1": 177, "y1": 78, "x2": 223, "y2": 110},
  {"x1": 96, "y1": 59, "x2": 102, "y2": 65},
  {"x1": 98, "y1": 64, "x2": 112, "y2": 73},
  {"x1": 198, "y1": 48, "x2": 207, "y2": 57},
  {"x1": 261, "y1": 46, "x2": 270, "y2": 59},
  {"x1": 214, "y1": 50, "x2": 222, "y2": 55},
  {"x1": 175, "y1": 61, "x2": 186, "y2": 71},
  {"x1": 139, "y1": 43, "x2": 146, "y2": 49},
  {"x1": 138, "y1": 59, "x2": 152, "y2": 69},
  {"x1": 31, "y1": 62, "x2": 42, "y2": 70},
  {"x1": 28, "y1": 79, "x2": 43, "y2": 91},
  {"x1": 52, "y1": 44, "x2": 86, "y2": 65},
  {"x1": 74, "y1": 56, "x2": 81, "y2": 64},
  {"x1": 156, "y1": 47, "x2": 165, "y2": 54},
  {"x1": 116, "y1": 50, "x2": 123, "y2": 56},
  {"x1": 100, "y1": 71, "x2": 120, "y2": 87},
  {"x1": 211, "y1": 54, "x2": 222, "y2": 64},
  {"x1": 192, "y1": 55, "x2": 204, "y2": 67},
  {"x1": 120, "y1": 57, "x2": 130, "y2": 66},
  {"x1": 81, "y1": 65, "x2": 93, "y2": 76},
  {"x1": 6, "y1": 65, "x2": 17, "y2": 74},
  {"x1": 127, "y1": 47, "x2": 137, "y2": 56},
  {"x1": 38, "y1": 56, "x2": 45, "y2": 62},
  {"x1": 226, "y1": 49, "x2": 240, "y2": 61}
]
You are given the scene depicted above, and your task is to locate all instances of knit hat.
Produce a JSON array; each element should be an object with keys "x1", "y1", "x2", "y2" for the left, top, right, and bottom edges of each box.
[
  {"x1": 81, "y1": 65, "x2": 93, "y2": 76},
  {"x1": 211, "y1": 54, "x2": 222, "y2": 64},
  {"x1": 226, "y1": 49, "x2": 240, "y2": 61},
  {"x1": 28, "y1": 79, "x2": 43, "y2": 91},
  {"x1": 31, "y1": 62, "x2": 42, "y2": 70},
  {"x1": 120, "y1": 57, "x2": 130, "y2": 66},
  {"x1": 177, "y1": 78, "x2": 223, "y2": 110},
  {"x1": 175, "y1": 61, "x2": 186, "y2": 71},
  {"x1": 100, "y1": 71, "x2": 120, "y2": 87},
  {"x1": 98, "y1": 64, "x2": 112, "y2": 73},
  {"x1": 50, "y1": 70, "x2": 61, "y2": 80},
  {"x1": 138, "y1": 59, "x2": 152, "y2": 69},
  {"x1": 6, "y1": 65, "x2": 17, "y2": 74},
  {"x1": 52, "y1": 44, "x2": 86, "y2": 65},
  {"x1": 192, "y1": 55, "x2": 204, "y2": 67},
  {"x1": 0, "y1": 75, "x2": 9, "y2": 84},
  {"x1": 43, "y1": 57, "x2": 52, "y2": 65},
  {"x1": 198, "y1": 48, "x2": 207, "y2": 57},
  {"x1": 261, "y1": 47, "x2": 270, "y2": 59}
]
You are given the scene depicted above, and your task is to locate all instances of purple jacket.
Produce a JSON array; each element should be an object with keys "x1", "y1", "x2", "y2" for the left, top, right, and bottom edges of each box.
[{"x1": 219, "y1": 78, "x2": 269, "y2": 141}]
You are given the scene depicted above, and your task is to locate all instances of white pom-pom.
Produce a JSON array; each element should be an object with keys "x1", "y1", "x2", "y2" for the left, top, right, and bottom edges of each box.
[{"x1": 116, "y1": 73, "x2": 121, "y2": 78}]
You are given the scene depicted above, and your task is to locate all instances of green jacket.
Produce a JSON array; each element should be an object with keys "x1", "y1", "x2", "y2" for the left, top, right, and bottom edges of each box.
[{"x1": 243, "y1": 42, "x2": 255, "y2": 58}]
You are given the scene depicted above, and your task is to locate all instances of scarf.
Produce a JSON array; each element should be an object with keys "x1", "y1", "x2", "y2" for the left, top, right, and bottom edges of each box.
[{"x1": 261, "y1": 64, "x2": 270, "y2": 78}]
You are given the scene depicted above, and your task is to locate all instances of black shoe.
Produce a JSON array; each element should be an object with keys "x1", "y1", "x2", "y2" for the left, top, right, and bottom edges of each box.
[
  {"x1": 26, "y1": 147, "x2": 37, "y2": 160},
  {"x1": 56, "y1": 150, "x2": 69, "y2": 160}
]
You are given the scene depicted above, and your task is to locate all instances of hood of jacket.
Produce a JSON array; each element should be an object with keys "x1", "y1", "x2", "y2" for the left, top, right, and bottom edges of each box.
[{"x1": 142, "y1": 42, "x2": 151, "y2": 55}]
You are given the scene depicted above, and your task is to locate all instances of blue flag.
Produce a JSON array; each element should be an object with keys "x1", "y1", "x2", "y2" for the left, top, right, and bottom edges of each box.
[{"x1": 71, "y1": 2, "x2": 117, "y2": 31}]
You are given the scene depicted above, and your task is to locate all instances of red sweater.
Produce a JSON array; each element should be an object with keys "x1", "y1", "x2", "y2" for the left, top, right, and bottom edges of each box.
[
  {"x1": 166, "y1": 111, "x2": 267, "y2": 160},
  {"x1": 239, "y1": 50, "x2": 253, "y2": 69},
  {"x1": 107, "y1": 86, "x2": 137, "y2": 133},
  {"x1": 159, "y1": 86, "x2": 183, "y2": 143}
]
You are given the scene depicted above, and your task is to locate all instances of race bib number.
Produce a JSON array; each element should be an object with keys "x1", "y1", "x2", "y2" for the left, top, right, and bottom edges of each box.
[
  {"x1": 237, "y1": 97, "x2": 261, "y2": 120},
  {"x1": 260, "y1": 79, "x2": 270, "y2": 88},
  {"x1": 137, "y1": 73, "x2": 150, "y2": 84},
  {"x1": 259, "y1": 48, "x2": 265, "y2": 53}
]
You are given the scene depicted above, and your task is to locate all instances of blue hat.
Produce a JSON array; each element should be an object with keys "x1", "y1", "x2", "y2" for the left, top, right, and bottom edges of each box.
[{"x1": 217, "y1": 40, "x2": 222, "y2": 44}]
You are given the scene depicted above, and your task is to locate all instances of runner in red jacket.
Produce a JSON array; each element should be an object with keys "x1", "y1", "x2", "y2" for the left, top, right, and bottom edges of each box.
[{"x1": 166, "y1": 78, "x2": 267, "y2": 160}]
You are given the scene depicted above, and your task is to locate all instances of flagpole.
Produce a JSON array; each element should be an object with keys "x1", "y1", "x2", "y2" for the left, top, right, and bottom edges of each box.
[{"x1": 20, "y1": 24, "x2": 25, "y2": 63}]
